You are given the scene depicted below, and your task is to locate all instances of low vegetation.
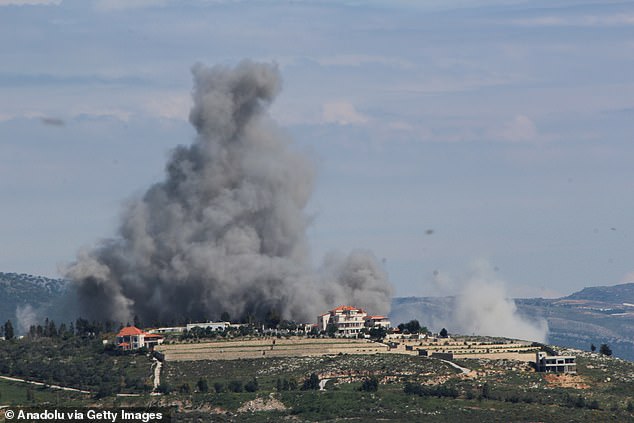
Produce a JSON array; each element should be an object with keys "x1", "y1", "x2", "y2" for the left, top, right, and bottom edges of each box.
[
  {"x1": 0, "y1": 335, "x2": 153, "y2": 396},
  {"x1": 2, "y1": 325, "x2": 634, "y2": 422}
]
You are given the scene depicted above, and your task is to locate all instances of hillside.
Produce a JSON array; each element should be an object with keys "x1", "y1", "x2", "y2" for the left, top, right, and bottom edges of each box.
[
  {"x1": 4, "y1": 335, "x2": 634, "y2": 422},
  {"x1": 3, "y1": 271, "x2": 634, "y2": 362},
  {"x1": 0, "y1": 272, "x2": 71, "y2": 329},
  {"x1": 392, "y1": 283, "x2": 634, "y2": 361},
  {"x1": 564, "y1": 282, "x2": 634, "y2": 303}
]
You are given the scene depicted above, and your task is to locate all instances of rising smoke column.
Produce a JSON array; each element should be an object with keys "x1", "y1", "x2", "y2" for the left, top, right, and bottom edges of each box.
[{"x1": 66, "y1": 61, "x2": 393, "y2": 325}]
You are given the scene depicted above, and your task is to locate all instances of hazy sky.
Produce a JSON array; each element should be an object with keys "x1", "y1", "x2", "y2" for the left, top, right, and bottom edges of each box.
[{"x1": 1, "y1": 0, "x2": 633, "y2": 299}]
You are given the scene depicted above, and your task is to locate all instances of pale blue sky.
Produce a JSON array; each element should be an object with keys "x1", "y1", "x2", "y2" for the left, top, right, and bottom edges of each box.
[{"x1": 1, "y1": 0, "x2": 634, "y2": 298}]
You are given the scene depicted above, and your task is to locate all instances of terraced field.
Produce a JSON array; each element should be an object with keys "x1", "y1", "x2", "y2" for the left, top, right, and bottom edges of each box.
[
  {"x1": 157, "y1": 337, "x2": 389, "y2": 361},
  {"x1": 389, "y1": 336, "x2": 539, "y2": 361}
]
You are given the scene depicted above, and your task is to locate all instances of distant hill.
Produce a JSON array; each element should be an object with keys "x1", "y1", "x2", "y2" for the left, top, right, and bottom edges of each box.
[
  {"x1": 564, "y1": 282, "x2": 634, "y2": 303},
  {"x1": 0, "y1": 272, "x2": 71, "y2": 331},
  {"x1": 392, "y1": 282, "x2": 634, "y2": 362}
]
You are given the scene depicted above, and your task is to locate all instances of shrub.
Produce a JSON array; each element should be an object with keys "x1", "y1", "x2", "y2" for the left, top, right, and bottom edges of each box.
[
  {"x1": 196, "y1": 378, "x2": 209, "y2": 393},
  {"x1": 302, "y1": 373, "x2": 320, "y2": 390},
  {"x1": 359, "y1": 377, "x2": 379, "y2": 392},
  {"x1": 214, "y1": 382, "x2": 225, "y2": 393},
  {"x1": 156, "y1": 383, "x2": 172, "y2": 394},
  {"x1": 228, "y1": 380, "x2": 243, "y2": 393},
  {"x1": 244, "y1": 378, "x2": 259, "y2": 393}
]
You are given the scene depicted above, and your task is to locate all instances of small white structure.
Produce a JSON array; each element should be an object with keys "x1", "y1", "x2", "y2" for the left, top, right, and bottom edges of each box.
[
  {"x1": 535, "y1": 351, "x2": 577, "y2": 373},
  {"x1": 186, "y1": 321, "x2": 230, "y2": 332},
  {"x1": 148, "y1": 326, "x2": 186, "y2": 334}
]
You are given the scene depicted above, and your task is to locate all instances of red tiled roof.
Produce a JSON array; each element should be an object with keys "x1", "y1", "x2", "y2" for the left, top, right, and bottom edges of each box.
[
  {"x1": 366, "y1": 315, "x2": 387, "y2": 320},
  {"x1": 333, "y1": 305, "x2": 355, "y2": 311},
  {"x1": 118, "y1": 342, "x2": 130, "y2": 347},
  {"x1": 144, "y1": 333, "x2": 163, "y2": 339},
  {"x1": 332, "y1": 305, "x2": 364, "y2": 312},
  {"x1": 116, "y1": 326, "x2": 144, "y2": 337}
]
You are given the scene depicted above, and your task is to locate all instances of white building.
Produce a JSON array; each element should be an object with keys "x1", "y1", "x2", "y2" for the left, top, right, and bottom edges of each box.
[
  {"x1": 318, "y1": 306, "x2": 391, "y2": 337},
  {"x1": 148, "y1": 326, "x2": 186, "y2": 334},
  {"x1": 186, "y1": 321, "x2": 230, "y2": 332},
  {"x1": 535, "y1": 351, "x2": 577, "y2": 373}
]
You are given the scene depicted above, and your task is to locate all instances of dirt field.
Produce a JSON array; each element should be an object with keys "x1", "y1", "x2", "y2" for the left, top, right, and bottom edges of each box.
[
  {"x1": 157, "y1": 338, "x2": 389, "y2": 361},
  {"x1": 543, "y1": 373, "x2": 590, "y2": 389}
]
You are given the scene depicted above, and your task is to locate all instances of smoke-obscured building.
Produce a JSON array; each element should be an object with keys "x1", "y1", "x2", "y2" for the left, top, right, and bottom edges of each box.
[{"x1": 318, "y1": 306, "x2": 391, "y2": 336}]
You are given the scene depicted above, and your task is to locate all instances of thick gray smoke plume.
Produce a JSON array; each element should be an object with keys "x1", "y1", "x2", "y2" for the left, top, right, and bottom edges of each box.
[{"x1": 66, "y1": 61, "x2": 393, "y2": 325}]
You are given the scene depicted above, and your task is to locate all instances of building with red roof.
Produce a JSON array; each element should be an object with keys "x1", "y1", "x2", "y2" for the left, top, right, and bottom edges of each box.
[
  {"x1": 115, "y1": 326, "x2": 164, "y2": 351},
  {"x1": 318, "y1": 305, "x2": 391, "y2": 337}
]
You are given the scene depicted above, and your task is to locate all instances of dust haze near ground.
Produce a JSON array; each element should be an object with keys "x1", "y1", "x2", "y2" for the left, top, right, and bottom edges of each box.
[{"x1": 391, "y1": 260, "x2": 548, "y2": 342}]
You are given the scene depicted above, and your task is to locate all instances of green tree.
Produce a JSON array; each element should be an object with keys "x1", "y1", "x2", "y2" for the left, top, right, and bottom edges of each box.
[
  {"x1": 326, "y1": 323, "x2": 337, "y2": 338},
  {"x1": 214, "y1": 382, "x2": 225, "y2": 393},
  {"x1": 590, "y1": 343, "x2": 596, "y2": 352},
  {"x1": 220, "y1": 311, "x2": 231, "y2": 322},
  {"x1": 369, "y1": 327, "x2": 387, "y2": 340},
  {"x1": 599, "y1": 343, "x2": 613, "y2": 356},
  {"x1": 302, "y1": 373, "x2": 320, "y2": 390},
  {"x1": 156, "y1": 383, "x2": 172, "y2": 394},
  {"x1": 3, "y1": 320, "x2": 14, "y2": 340},
  {"x1": 360, "y1": 377, "x2": 379, "y2": 392},
  {"x1": 228, "y1": 380, "x2": 243, "y2": 393},
  {"x1": 439, "y1": 328, "x2": 448, "y2": 338},
  {"x1": 244, "y1": 377, "x2": 259, "y2": 393},
  {"x1": 482, "y1": 382, "x2": 491, "y2": 399},
  {"x1": 196, "y1": 378, "x2": 209, "y2": 393},
  {"x1": 406, "y1": 320, "x2": 421, "y2": 333}
]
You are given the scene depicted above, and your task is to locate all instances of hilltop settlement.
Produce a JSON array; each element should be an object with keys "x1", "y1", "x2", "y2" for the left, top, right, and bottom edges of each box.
[{"x1": 1, "y1": 302, "x2": 633, "y2": 422}]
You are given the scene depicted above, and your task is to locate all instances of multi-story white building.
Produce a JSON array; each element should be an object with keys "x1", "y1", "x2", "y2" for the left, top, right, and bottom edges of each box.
[
  {"x1": 535, "y1": 351, "x2": 577, "y2": 373},
  {"x1": 318, "y1": 306, "x2": 390, "y2": 336}
]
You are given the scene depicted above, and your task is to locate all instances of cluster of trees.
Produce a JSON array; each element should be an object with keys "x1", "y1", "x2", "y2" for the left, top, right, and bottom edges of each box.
[
  {"x1": 25, "y1": 318, "x2": 126, "y2": 340},
  {"x1": 396, "y1": 320, "x2": 427, "y2": 334},
  {"x1": 276, "y1": 377, "x2": 298, "y2": 391},
  {"x1": 563, "y1": 393, "x2": 601, "y2": 410},
  {"x1": 2, "y1": 320, "x2": 14, "y2": 340},
  {"x1": 403, "y1": 382, "x2": 459, "y2": 398},
  {"x1": 590, "y1": 343, "x2": 613, "y2": 356},
  {"x1": 180, "y1": 325, "x2": 255, "y2": 340},
  {"x1": 403, "y1": 380, "x2": 606, "y2": 411},
  {"x1": 0, "y1": 335, "x2": 152, "y2": 396}
]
